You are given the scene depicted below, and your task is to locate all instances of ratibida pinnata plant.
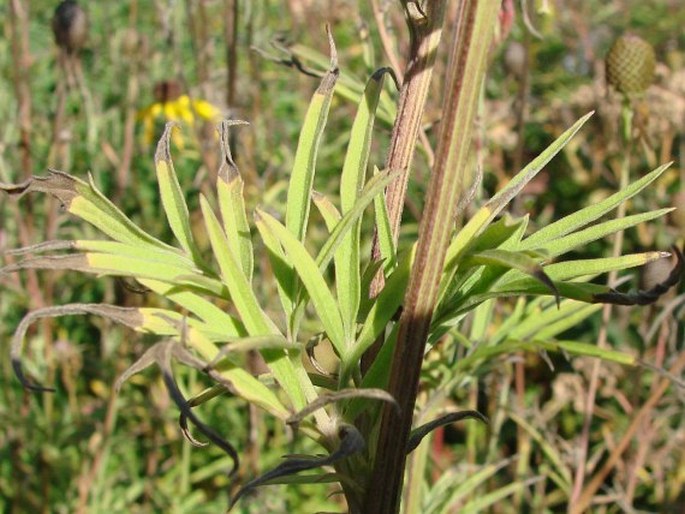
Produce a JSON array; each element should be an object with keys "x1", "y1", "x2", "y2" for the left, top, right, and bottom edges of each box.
[{"x1": 1, "y1": 27, "x2": 682, "y2": 514}]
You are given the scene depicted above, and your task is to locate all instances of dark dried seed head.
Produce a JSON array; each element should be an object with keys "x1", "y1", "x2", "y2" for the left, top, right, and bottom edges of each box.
[{"x1": 52, "y1": 0, "x2": 88, "y2": 54}]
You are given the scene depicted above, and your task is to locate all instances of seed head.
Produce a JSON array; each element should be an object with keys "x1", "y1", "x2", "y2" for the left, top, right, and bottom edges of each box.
[
  {"x1": 605, "y1": 34, "x2": 656, "y2": 96},
  {"x1": 52, "y1": 0, "x2": 88, "y2": 55}
]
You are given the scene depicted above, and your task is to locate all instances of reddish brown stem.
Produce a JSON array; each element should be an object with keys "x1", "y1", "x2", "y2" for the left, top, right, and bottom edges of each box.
[
  {"x1": 363, "y1": 0, "x2": 448, "y2": 373},
  {"x1": 363, "y1": 3, "x2": 498, "y2": 512}
]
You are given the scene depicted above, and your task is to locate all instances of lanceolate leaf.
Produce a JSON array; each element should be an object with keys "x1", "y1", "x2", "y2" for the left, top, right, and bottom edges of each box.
[
  {"x1": 73, "y1": 240, "x2": 196, "y2": 269},
  {"x1": 1, "y1": 170, "x2": 170, "y2": 250},
  {"x1": 217, "y1": 120, "x2": 254, "y2": 282},
  {"x1": 507, "y1": 301, "x2": 602, "y2": 341},
  {"x1": 256, "y1": 209, "x2": 346, "y2": 356},
  {"x1": 520, "y1": 162, "x2": 671, "y2": 249},
  {"x1": 155, "y1": 124, "x2": 202, "y2": 262},
  {"x1": 200, "y1": 195, "x2": 275, "y2": 335},
  {"x1": 312, "y1": 191, "x2": 342, "y2": 231},
  {"x1": 348, "y1": 252, "x2": 411, "y2": 368},
  {"x1": 201, "y1": 196, "x2": 311, "y2": 411},
  {"x1": 373, "y1": 167, "x2": 396, "y2": 272},
  {"x1": 442, "y1": 113, "x2": 594, "y2": 283},
  {"x1": 337, "y1": 67, "x2": 391, "y2": 341},
  {"x1": 453, "y1": 337, "x2": 636, "y2": 376},
  {"x1": 258, "y1": 212, "x2": 295, "y2": 316},
  {"x1": 267, "y1": 170, "x2": 393, "y2": 338},
  {"x1": 315, "y1": 169, "x2": 394, "y2": 271},
  {"x1": 0, "y1": 253, "x2": 225, "y2": 296},
  {"x1": 499, "y1": 251, "x2": 669, "y2": 287},
  {"x1": 285, "y1": 28, "x2": 339, "y2": 243},
  {"x1": 139, "y1": 279, "x2": 245, "y2": 337},
  {"x1": 230, "y1": 424, "x2": 365, "y2": 509},
  {"x1": 593, "y1": 245, "x2": 683, "y2": 305},
  {"x1": 526, "y1": 208, "x2": 674, "y2": 257},
  {"x1": 464, "y1": 249, "x2": 559, "y2": 306},
  {"x1": 182, "y1": 329, "x2": 291, "y2": 420}
]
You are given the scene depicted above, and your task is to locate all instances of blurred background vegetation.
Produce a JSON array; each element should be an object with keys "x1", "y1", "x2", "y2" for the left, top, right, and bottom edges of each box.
[{"x1": 1, "y1": 1, "x2": 683, "y2": 512}]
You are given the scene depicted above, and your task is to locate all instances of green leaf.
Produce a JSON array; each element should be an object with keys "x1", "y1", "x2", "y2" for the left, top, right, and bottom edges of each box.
[
  {"x1": 337, "y1": 68, "x2": 390, "y2": 341},
  {"x1": 183, "y1": 331, "x2": 291, "y2": 421},
  {"x1": 1, "y1": 170, "x2": 170, "y2": 250},
  {"x1": 500, "y1": 251, "x2": 668, "y2": 287},
  {"x1": 256, "y1": 209, "x2": 346, "y2": 356},
  {"x1": 216, "y1": 121, "x2": 254, "y2": 282},
  {"x1": 344, "y1": 323, "x2": 400, "y2": 423},
  {"x1": 442, "y1": 113, "x2": 593, "y2": 284},
  {"x1": 551, "y1": 339, "x2": 636, "y2": 365},
  {"x1": 139, "y1": 279, "x2": 244, "y2": 337},
  {"x1": 201, "y1": 196, "x2": 315, "y2": 412},
  {"x1": 312, "y1": 191, "x2": 341, "y2": 231},
  {"x1": 285, "y1": 30, "x2": 339, "y2": 242},
  {"x1": 200, "y1": 195, "x2": 274, "y2": 335},
  {"x1": 520, "y1": 162, "x2": 671, "y2": 248},
  {"x1": 507, "y1": 300, "x2": 602, "y2": 341},
  {"x1": 348, "y1": 251, "x2": 411, "y2": 368},
  {"x1": 0, "y1": 252, "x2": 225, "y2": 297},
  {"x1": 257, "y1": 211, "x2": 295, "y2": 317},
  {"x1": 315, "y1": 169, "x2": 394, "y2": 271},
  {"x1": 530, "y1": 208, "x2": 673, "y2": 257},
  {"x1": 373, "y1": 167, "x2": 396, "y2": 272},
  {"x1": 464, "y1": 249, "x2": 559, "y2": 306},
  {"x1": 155, "y1": 124, "x2": 202, "y2": 262},
  {"x1": 74, "y1": 240, "x2": 197, "y2": 269}
]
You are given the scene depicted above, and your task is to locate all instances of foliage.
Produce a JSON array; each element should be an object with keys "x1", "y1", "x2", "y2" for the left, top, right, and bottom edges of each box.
[{"x1": 1, "y1": 1, "x2": 684, "y2": 513}]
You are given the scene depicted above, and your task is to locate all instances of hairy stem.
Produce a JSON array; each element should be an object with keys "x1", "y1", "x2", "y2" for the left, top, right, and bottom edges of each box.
[{"x1": 362, "y1": 3, "x2": 498, "y2": 512}]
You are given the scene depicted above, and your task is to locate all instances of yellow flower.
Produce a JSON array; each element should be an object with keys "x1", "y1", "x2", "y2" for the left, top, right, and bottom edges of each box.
[{"x1": 137, "y1": 82, "x2": 222, "y2": 148}]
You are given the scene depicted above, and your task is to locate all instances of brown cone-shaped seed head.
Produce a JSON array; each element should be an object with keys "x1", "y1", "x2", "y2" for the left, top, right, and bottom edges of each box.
[
  {"x1": 606, "y1": 35, "x2": 656, "y2": 96},
  {"x1": 52, "y1": 0, "x2": 88, "y2": 55}
]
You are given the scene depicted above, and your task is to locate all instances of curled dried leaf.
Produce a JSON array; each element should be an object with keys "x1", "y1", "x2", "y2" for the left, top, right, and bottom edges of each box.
[
  {"x1": 593, "y1": 246, "x2": 683, "y2": 305},
  {"x1": 230, "y1": 423, "x2": 364, "y2": 509},
  {"x1": 1, "y1": 254, "x2": 90, "y2": 277},
  {"x1": 406, "y1": 410, "x2": 488, "y2": 454},
  {"x1": 179, "y1": 384, "x2": 229, "y2": 448},
  {"x1": 2, "y1": 240, "x2": 76, "y2": 256},
  {"x1": 11, "y1": 304, "x2": 144, "y2": 392},
  {"x1": 286, "y1": 389, "x2": 399, "y2": 430},
  {"x1": 0, "y1": 169, "x2": 79, "y2": 207},
  {"x1": 116, "y1": 341, "x2": 240, "y2": 474},
  {"x1": 218, "y1": 120, "x2": 250, "y2": 182}
]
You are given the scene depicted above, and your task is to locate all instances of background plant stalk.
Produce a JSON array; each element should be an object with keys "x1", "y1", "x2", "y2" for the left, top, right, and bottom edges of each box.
[{"x1": 362, "y1": 3, "x2": 499, "y2": 512}]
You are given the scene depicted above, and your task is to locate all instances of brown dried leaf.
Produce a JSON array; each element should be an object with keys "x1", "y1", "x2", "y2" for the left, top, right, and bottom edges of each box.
[{"x1": 11, "y1": 304, "x2": 143, "y2": 392}]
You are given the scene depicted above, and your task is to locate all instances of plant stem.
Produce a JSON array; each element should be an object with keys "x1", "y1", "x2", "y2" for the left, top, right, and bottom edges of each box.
[
  {"x1": 368, "y1": 0, "x2": 448, "y2": 297},
  {"x1": 363, "y1": 0, "x2": 448, "y2": 374},
  {"x1": 362, "y1": 3, "x2": 498, "y2": 512}
]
